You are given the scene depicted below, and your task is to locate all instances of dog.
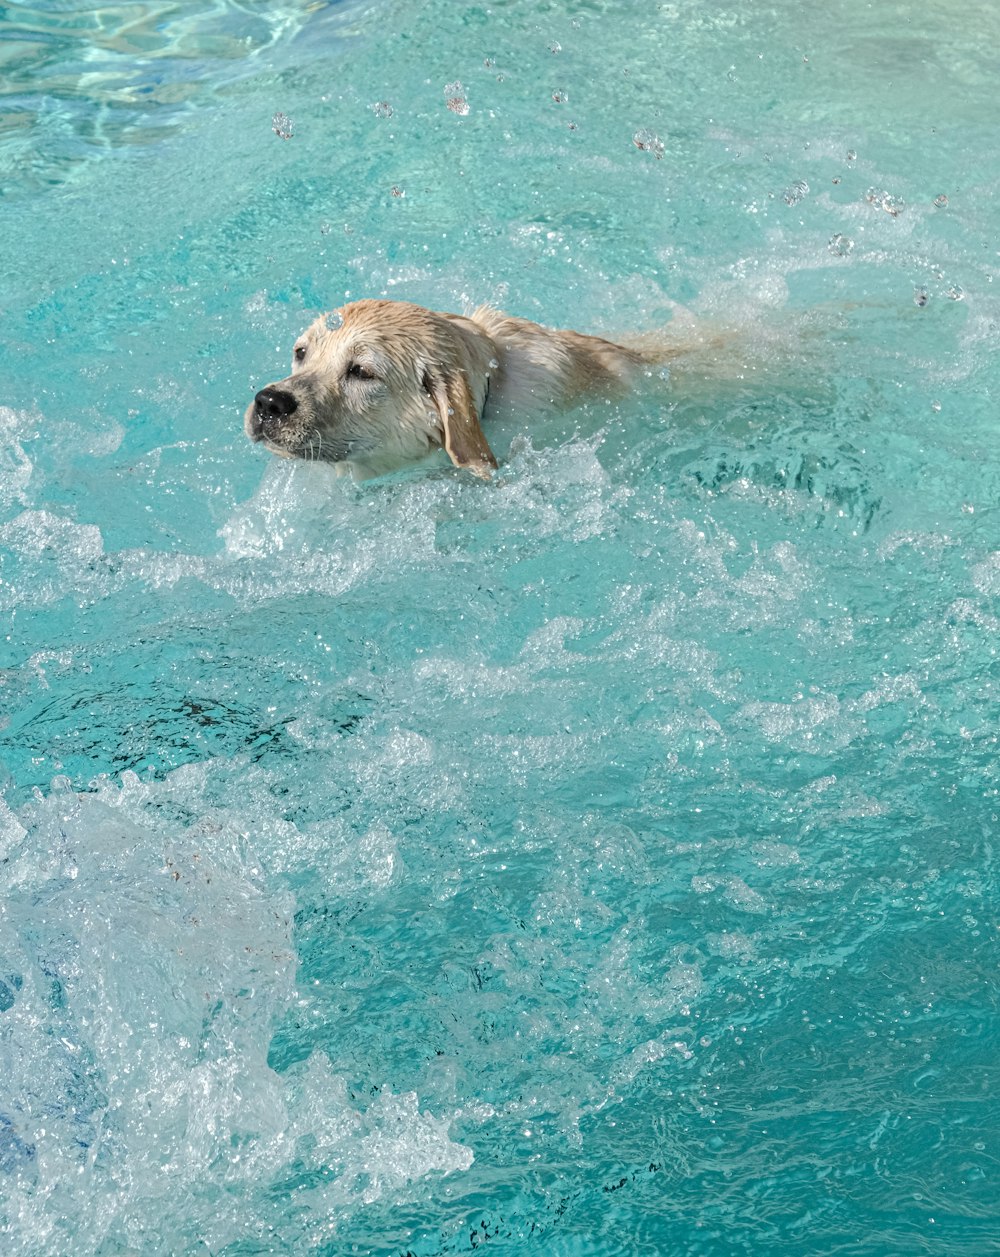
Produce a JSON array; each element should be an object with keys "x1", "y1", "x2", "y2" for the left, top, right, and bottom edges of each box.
[{"x1": 244, "y1": 299, "x2": 679, "y2": 480}]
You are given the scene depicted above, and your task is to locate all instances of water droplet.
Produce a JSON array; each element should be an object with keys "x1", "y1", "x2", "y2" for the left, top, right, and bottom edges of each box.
[
  {"x1": 933, "y1": 193, "x2": 949, "y2": 208},
  {"x1": 930, "y1": 400, "x2": 942, "y2": 412},
  {"x1": 549, "y1": 41, "x2": 562, "y2": 53},
  {"x1": 371, "y1": 101, "x2": 393, "y2": 119},
  {"x1": 913, "y1": 287, "x2": 929, "y2": 308},
  {"x1": 271, "y1": 111, "x2": 294, "y2": 140},
  {"x1": 488, "y1": 358, "x2": 500, "y2": 370},
  {"x1": 444, "y1": 82, "x2": 470, "y2": 114},
  {"x1": 390, "y1": 185, "x2": 404, "y2": 198},
  {"x1": 633, "y1": 129, "x2": 664, "y2": 159},
  {"x1": 552, "y1": 89, "x2": 569, "y2": 103},
  {"x1": 658, "y1": 366, "x2": 672, "y2": 383},
  {"x1": 846, "y1": 149, "x2": 857, "y2": 161},
  {"x1": 828, "y1": 233, "x2": 853, "y2": 256},
  {"x1": 783, "y1": 179, "x2": 809, "y2": 206},
  {"x1": 319, "y1": 223, "x2": 331, "y2": 235},
  {"x1": 831, "y1": 175, "x2": 842, "y2": 185},
  {"x1": 946, "y1": 284, "x2": 964, "y2": 301},
  {"x1": 325, "y1": 310, "x2": 344, "y2": 331},
  {"x1": 866, "y1": 187, "x2": 904, "y2": 217}
]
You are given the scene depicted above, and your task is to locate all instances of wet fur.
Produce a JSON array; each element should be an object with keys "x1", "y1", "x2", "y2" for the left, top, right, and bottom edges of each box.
[{"x1": 245, "y1": 299, "x2": 668, "y2": 480}]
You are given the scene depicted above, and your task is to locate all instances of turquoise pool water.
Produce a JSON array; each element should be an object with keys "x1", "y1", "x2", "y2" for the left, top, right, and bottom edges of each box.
[{"x1": 1, "y1": 0, "x2": 998, "y2": 1252}]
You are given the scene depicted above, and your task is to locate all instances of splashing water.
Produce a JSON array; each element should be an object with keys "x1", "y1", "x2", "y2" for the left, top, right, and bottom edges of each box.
[
  {"x1": 271, "y1": 110, "x2": 294, "y2": 140},
  {"x1": 443, "y1": 81, "x2": 469, "y2": 115},
  {"x1": 633, "y1": 128, "x2": 665, "y2": 159},
  {"x1": 783, "y1": 178, "x2": 809, "y2": 205},
  {"x1": 1, "y1": 1, "x2": 999, "y2": 1254},
  {"x1": 865, "y1": 186, "x2": 905, "y2": 216}
]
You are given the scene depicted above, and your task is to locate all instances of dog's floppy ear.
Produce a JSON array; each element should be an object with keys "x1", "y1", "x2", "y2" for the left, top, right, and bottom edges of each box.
[
  {"x1": 420, "y1": 312, "x2": 498, "y2": 479},
  {"x1": 422, "y1": 366, "x2": 497, "y2": 479}
]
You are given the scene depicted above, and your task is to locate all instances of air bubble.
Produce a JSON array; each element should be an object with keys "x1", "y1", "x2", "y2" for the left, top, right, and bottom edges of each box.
[
  {"x1": 325, "y1": 311, "x2": 344, "y2": 330},
  {"x1": 913, "y1": 287, "x2": 929, "y2": 308},
  {"x1": 828, "y1": 233, "x2": 853, "y2": 256},
  {"x1": 271, "y1": 112, "x2": 294, "y2": 140},
  {"x1": 371, "y1": 101, "x2": 393, "y2": 119},
  {"x1": 488, "y1": 359, "x2": 500, "y2": 370},
  {"x1": 946, "y1": 285, "x2": 964, "y2": 301},
  {"x1": 933, "y1": 193, "x2": 948, "y2": 208},
  {"x1": 552, "y1": 89, "x2": 569, "y2": 103},
  {"x1": 846, "y1": 149, "x2": 857, "y2": 161},
  {"x1": 549, "y1": 41, "x2": 562, "y2": 53},
  {"x1": 390, "y1": 186, "x2": 405, "y2": 198},
  {"x1": 633, "y1": 129, "x2": 664, "y2": 159}
]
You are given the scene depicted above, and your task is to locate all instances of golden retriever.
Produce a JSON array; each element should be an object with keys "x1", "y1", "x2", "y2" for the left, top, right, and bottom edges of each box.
[{"x1": 244, "y1": 299, "x2": 674, "y2": 480}]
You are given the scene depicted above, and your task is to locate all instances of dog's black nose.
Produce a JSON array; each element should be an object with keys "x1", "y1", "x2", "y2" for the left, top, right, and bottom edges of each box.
[{"x1": 254, "y1": 387, "x2": 298, "y2": 423}]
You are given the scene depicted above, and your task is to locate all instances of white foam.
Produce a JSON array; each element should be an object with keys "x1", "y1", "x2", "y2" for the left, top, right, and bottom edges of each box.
[
  {"x1": 0, "y1": 774, "x2": 474, "y2": 1253},
  {"x1": 972, "y1": 551, "x2": 1000, "y2": 597},
  {"x1": 0, "y1": 509, "x2": 103, "y2": 565},
  {"x1": 0, "y1": 407, "x2": 36, "y2": 512}
]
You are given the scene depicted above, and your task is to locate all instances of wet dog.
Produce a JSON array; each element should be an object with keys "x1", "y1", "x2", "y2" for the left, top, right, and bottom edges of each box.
[{"x1": 245, "y1": 299, "x2": 667, "y2": 480}]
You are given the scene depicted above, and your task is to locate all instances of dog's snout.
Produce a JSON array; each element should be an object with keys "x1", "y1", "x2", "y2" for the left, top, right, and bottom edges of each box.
[{"x1": 254, "y1": 386, "x2": 298, "y2": 424}]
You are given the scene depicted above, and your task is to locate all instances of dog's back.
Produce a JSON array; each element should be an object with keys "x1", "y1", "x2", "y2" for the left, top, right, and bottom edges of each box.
[{"x1": 467, "y1": 306, "x2": 649, "y2": 423}]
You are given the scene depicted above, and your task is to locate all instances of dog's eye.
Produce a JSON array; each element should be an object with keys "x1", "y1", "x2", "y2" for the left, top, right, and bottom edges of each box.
[
  {"x1": 293, "y1": 345, "x2": 307, "y2": 363},
  {"x1": 346, "y1": 362, "x2": 376, "y2": 381}
]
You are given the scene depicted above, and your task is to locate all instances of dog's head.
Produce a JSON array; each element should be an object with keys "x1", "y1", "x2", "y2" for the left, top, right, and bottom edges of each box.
[{"x1": 244, "y1": 299, "x2": 499, "y2": 479}]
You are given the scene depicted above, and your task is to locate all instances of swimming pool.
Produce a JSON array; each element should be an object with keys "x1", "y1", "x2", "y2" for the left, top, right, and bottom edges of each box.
[{"x1": 1, "y1": 0, "x2": 997, "y2": 1251}]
